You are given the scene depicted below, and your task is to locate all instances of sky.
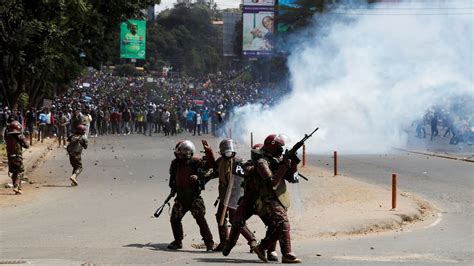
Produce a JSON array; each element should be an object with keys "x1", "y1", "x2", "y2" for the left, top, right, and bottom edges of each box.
[{"x1": 155, "y1": 0, "x2": 240, "y2": 12}]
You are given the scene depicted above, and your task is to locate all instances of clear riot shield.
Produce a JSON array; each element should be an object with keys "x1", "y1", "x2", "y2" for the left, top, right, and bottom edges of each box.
[{"x1": 223, "y1": 161, "x2": 244, "y2": 210}]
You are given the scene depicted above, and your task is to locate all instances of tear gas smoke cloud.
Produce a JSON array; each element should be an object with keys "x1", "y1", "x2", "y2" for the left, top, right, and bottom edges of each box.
[{"x1": 230, "y1": 1, "x2": 474, "y2": 154}]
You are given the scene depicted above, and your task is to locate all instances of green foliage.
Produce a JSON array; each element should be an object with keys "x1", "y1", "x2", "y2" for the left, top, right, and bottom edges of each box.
[
  {"x1": 114, "y1": 64, "x2": 139, "y2": 77},
  {"x1": 0, "y1": 0, "x2": 161, "y2": 108},
  {"x1": 18, "y1": 92, "x2": 29, "y2": 110},
  {"x1": 146, "y1": 4, "x2": 221, "y2": 76}
]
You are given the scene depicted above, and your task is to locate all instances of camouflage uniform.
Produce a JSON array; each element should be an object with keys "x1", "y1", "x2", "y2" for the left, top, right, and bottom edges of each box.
[
  {"x1": 222, "y1": 160, "x2": 277, "y2": 259},
  {"x1": 168, "y1": 147, "x2": 215, "y2": 250},
  {"x1": 66, "y1": 134, "x2": 88, "y2": 178},
  {"x1": 6, "y1": 133, "x2": 29, "y2": 191},
  {"x1": 213, "y1": 157, "x2": 257, "y2": 251},
  {"x1": 253, "y1": 155, "x2": 301, "y2": 263}
]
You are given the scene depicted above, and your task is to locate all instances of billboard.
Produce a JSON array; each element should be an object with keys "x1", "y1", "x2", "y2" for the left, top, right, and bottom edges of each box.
[
  {"x1": 276, "y1": 0, "x2": 298, "y2": 32},
  {"x1": 243, "y1": 0, "x2": 275, "y2": 6},
  {"x1": 120, "y1": 20, "x2": 146, "y2": 59},
  {"x1": 242, "y1": 10, "x2": 274, "y2": 57}
]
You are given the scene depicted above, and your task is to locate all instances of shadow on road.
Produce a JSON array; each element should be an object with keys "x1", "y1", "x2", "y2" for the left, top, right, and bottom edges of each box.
[
  {"x1": 123, "y1": 243, "x2": 212, "y2": 254},
  {"x1": 123, "y1": 243, "x2": 167, "y2": 251},
  {"x1": 194, "y1": 257, "x2": 258, "y2": 264},
  {"x1": 42, "y1": 184, "x2": 72, "y2": 188}
]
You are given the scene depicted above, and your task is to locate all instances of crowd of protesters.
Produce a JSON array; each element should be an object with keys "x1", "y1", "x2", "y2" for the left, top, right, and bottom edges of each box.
[
  {"x1": 0, "y1": 68, "x2": 285, "y2": 146},
  {"x1": 412, "y1": 96, "x2": 474, "y2": 145}
]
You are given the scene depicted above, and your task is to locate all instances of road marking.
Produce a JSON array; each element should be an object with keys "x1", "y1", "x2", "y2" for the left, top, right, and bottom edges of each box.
[{"x1": 424, "y1": 212, "x2": 442, "y2": 229}]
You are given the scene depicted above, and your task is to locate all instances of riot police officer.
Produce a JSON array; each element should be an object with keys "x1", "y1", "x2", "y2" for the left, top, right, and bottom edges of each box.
[
  {"x1": 66, "y1": 124, "x2": 88, "y2": 186},
  {"x1": 5, "y1": 121, "x2": 29, "y2": 194},
  {"x1": 252, "y1": 134, "x2": 301, "y2": 263},
  {"x1": 213, "y1": 139, "x2": 257, "y2": 252},
  {"x1": 167, "y1": 140, "x2": 216, "y2": 251}
]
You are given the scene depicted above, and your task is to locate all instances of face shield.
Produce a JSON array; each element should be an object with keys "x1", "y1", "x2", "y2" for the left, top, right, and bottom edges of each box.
[
  {"x1": 263, "y1": 133, "x2": 290, "y2": 157},
  {"x1": 224, "y1": 151, "x2": 235, "y2": 158},
  {"x1": 274, "y1": 134, "x2": 290, "y2": 149},
  {"x1": 219, "y1": 139, "x2": 235, "y2": 157},
  {"x1": 177, "y1": 140, "x2": 196, "y2": 159}
]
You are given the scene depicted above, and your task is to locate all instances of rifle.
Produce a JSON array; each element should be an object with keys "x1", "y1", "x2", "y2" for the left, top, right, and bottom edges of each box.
[
  {"x1": 153, "y1": 190, "x2": 176, "y2": 218},
  {"x1": 283, "y1": 127, "x2": 319, "y2": 184},
  {"x1": 284, "y1": 127, "x2": 319, "y2": 163}
]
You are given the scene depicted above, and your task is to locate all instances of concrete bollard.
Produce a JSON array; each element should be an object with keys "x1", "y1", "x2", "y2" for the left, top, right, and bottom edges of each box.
[
  {"x1": 334, "y1": 151, "x2": 338, "y2": 176},
  {"x1": 391, "y1": 173, "x2": 397, "y2": 210}
]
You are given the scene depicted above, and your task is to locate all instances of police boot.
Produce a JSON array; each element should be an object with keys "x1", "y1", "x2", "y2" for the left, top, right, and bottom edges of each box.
[
  {"x1": 13, "y1": 185, "x2": 22, "y2": 195},
  {"x1": 213, "y1": 226, "x2": 228, "y2": 251},
  {"x1": 240, "y1": 225, "x2": 257, "y2": 252},
  {"x1": 167, "y1": 240, "x2": 182, "y2": 250},
  {"x1": 12, "y1": 174, "x2": 22, "y2": 195},
  {"x1": 280, "y1": 224, "x2": 301, "y2": 264},
  {"x1": 169, "y1": 221, "x2": 184, "y2": 250},
  {"x1": 282, "y1": 254, "x2": 302, "y2": 264},
  {"x1": 267, "y1": 241, "x2": 279, "y2": 261},
  {"x1": 205, "y1": 241, "x2": 215, "y2": 252},
  {"x1": 69, "y1": 173, "x2": 78, "y2": 186},
  {"x1": 252, "y1": 244, "x2": 268, "y2": 263},
  {"x1": 222, "y1": 225, "x2": 240, "y2": 256}
]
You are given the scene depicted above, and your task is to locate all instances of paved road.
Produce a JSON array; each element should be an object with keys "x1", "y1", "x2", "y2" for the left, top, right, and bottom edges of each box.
[
  {"x1": 405, "y1": 126, "x2": 474, "y2": 157},
  {"x1": 306, "y1": 151, "x2": 473, "y2": 265},
  {"x1": 0, "y1": 133, "x2": 472, "y2": 265}
]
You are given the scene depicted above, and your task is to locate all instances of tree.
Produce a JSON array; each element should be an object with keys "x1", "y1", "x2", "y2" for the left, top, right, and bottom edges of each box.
[
  {"x1": 0, "y1": 0, "x2": 160, "y2": 108},
  {"x1": 146, "y1": 3, "x2": 221, "y2": 76}
]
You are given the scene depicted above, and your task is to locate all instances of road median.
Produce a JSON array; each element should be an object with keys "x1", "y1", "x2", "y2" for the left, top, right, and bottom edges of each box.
[{"x1": 247, "y1": 166, "x2": 437, "y2": 240}]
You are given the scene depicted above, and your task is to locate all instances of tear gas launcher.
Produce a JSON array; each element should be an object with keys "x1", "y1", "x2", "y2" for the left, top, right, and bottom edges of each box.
[{"x1": 153, "y1": 190, "x2": 176, "y2": 218}]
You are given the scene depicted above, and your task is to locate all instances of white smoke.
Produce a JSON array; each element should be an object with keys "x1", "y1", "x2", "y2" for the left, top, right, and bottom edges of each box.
[{"x1": 231, "y1": 1, "x2": 473, "y2": 154}]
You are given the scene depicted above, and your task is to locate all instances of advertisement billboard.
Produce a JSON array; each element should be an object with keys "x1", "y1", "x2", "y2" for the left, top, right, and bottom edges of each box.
[
  {"x1": 242, "y1": 10, "x2": 274, "y2": 57},
  {"x1": 276, "y1": 0, "x2": 298, "y2": 32},
  {"x1": 243, "y1": 0, "x2": 275, "y2": 6},
  {"x1": 120, "y1": 20, "x2": 146, "y2": 59}
]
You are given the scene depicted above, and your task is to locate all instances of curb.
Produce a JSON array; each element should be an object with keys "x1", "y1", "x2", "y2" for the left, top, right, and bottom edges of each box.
[
  {"x1": 393, "y1": 147, "x2": 474, "y2": 163},
  {"x1": 25, "y1": 140, "x2": 56, "y2": 174},
  {"x1": 0, "y1": 139, "x2": 56, "y2": 185}
]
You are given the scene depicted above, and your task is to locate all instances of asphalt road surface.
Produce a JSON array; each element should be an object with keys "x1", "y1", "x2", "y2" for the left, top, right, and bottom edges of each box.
[
  {"x1": 0, "y1": 133, "x2": 472, "y2": 265},
  {"x1": 308, "y1": 150, "x2": 473, "y2": 265}
]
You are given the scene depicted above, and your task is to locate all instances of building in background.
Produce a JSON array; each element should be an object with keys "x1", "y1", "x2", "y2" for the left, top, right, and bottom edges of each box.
[
  {"x1": 147, "y1": 5, "x2": 156, "y2": 21},
  {"x1": 223, "y1": 11, "x2": 241, "y2": 57}
]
